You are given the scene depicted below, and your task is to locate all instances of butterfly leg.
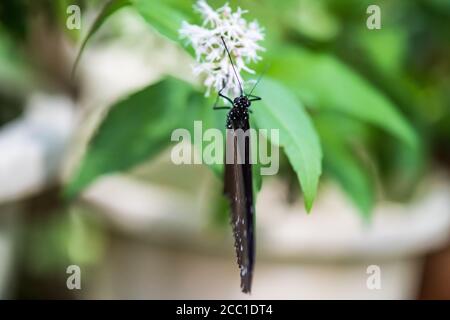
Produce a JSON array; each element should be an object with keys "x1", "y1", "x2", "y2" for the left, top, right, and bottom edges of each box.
[
  {"x1": 247, "y1": 94, "x2": 262, "y2": 102},
  {"x1": 218, "y1": 87, "x2": 234, "y2": 105},
  {"x1": 213, "y1": 83, "x2": 234, "y2": 110}
]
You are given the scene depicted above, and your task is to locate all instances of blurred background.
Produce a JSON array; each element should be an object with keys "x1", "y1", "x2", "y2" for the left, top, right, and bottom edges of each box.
[{"x1": 0, "y1": 0, "x2": 449, "y2": 299}]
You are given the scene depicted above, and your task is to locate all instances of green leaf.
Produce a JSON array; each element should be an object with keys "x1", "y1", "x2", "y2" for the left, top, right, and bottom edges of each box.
[
  {"x1": 253, "y1": 78, "x2": 322, "y2": 212},
  {"x1": 183, "y1": 94, "x2": 225, "y2": 177},
  {"x1": 132, "y1": 0, "x2": 188, "y2": 43},
  {"x1": 65, "y1": 77, "x2": 193, "y2": 198},
  {"x1": 356, "y1": 28, "x2": 407, "y2": 76},
  {"x1": 266, "y1": 46, "x2": 418, "y2": 149},
  {"x1": 379, "y1": 132, "x2": 425, "y2": 200},
  {"x1": 285, "y1": 0, "x2": 340, "y2": 41},
  {"x1": 72, "y1": 0, "x2": 132, "y2": 75},
  {"x1": 315, "y1": 114, "x2": 375, "y2": 219},
  {"x1": 326, "y1": 148, "x2": 374, "y2": 220}
]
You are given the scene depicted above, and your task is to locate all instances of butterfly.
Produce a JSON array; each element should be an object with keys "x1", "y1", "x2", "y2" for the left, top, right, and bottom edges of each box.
[{"x1": 213, "y1": 36, "x2": 263, "y2": 293}]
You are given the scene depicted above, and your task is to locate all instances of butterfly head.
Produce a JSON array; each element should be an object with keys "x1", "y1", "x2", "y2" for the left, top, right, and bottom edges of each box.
[{"x1": 234, "y1": 95, "x2": 251, "y2": 109}]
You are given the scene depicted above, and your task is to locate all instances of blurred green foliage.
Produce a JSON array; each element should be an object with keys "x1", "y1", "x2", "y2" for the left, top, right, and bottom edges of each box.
[
  {"x1": 1, "y1": 0, "x2": 449, "y2": 218},
  {"x1": 65, "y1": 77, "x2": 195, "y2": 198}
]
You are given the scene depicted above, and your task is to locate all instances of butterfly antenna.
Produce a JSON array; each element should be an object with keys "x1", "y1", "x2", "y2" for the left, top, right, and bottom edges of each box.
[
  {"x1": 248, "y1": 63, "x2": 271, "y2": 96},
  {"x1": 221, "y1": 36, "x2": 243, "y2": 96}
]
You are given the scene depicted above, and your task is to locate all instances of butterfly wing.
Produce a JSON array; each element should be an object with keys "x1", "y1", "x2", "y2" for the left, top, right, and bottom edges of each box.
[{"x1": 224, "y1": 117, "x2": 255, "y2": 293}]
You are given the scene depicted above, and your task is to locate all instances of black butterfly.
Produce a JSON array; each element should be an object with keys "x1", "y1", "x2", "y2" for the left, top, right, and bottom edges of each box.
[{"x1": 213, "y1": 36, "x2": 263, "y2": 293}]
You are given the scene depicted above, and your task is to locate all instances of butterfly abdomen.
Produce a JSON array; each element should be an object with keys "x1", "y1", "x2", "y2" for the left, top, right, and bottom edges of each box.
[{"x1": 224, "y1": 103, "x2": 255, "y2": 293}]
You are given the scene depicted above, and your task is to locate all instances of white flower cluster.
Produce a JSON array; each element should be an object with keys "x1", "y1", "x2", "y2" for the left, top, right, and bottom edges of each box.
[{"x1": 179, "y1": 0, "x2": 265, "y2": 98}]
